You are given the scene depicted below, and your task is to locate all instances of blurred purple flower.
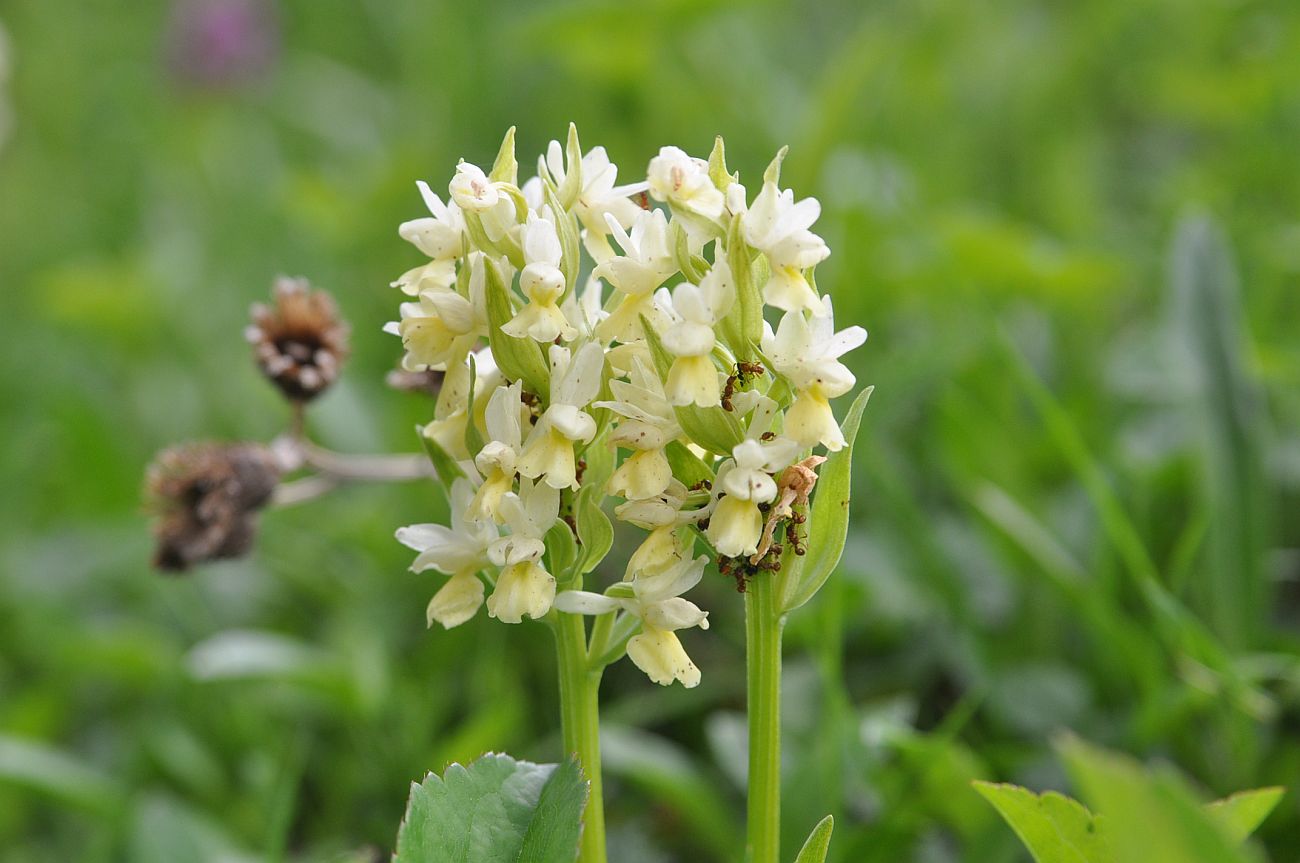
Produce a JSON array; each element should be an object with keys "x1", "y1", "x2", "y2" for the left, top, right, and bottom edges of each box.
[{"x1": 166, "y1": 0, "x2": 279, "y2": 89}]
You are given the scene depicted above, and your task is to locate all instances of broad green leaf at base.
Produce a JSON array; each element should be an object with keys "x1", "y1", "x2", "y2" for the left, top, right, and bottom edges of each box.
[
  {"x1": 394, "y1": 752, "x2": 587, "y2": 863},
  {"x1": 974, "y1": 781, "x2": 1108, "y2": 863}
]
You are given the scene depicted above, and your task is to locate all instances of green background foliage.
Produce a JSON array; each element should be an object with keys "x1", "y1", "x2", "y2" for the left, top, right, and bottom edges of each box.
[{"x1": 1, "y1": 0, "x2": 1298, "y2": 860}]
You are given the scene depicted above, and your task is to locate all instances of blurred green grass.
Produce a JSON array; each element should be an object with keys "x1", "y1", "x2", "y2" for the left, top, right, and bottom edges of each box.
[{"x1": 1, "y1": 0, "x2": 1298, "y2": 860}]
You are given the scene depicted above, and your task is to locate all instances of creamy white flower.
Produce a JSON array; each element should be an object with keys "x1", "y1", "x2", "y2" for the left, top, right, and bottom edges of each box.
[
  {"x1": 614, "y1": 478, "x2": 691, "y2": 529},
  {"x1": 655, "y1": 261, "x2": 734, "y2": 407},
  {"x1": 593, "y1": 210, "x2": 676, "y2": 344},
  {"x1": 468, "y1": 381, "x2": 525, "y2": 523},
  {"x1": 554, "y1": 553, "x2": 710, "y2": 687},
  {"x1": 742, "y1": 170, "x2": 830, "y2": 315},
  {"x1": 761, "y1": 296, "x2": 866, "y2": 450},
  {"x1": 424, "y1": 573, "x2": 485, "y2": 630},
  {"x1": 386, "y1": 289, "x2": 477, "y2": 372},
  {"x1": 707, "y1": 435, "x2": 800, "y2": 557},
  {"x1": 503, "y1": 213, "x2": 576, "y2": 343},
  {"x1": 485, "y1": 478, "x2": 560, "y2": 623},
  {"x1": 724, "y1": 181, "x2": 748, "y2": 218},
  {"x1": 561, "y1": 274, "x2": 606, "y2": 340},
  {"x1": 450, "y1": 161, "x2": 522, "y2": 245},
  {"x1": 422, "y1": 344, "x2": 502, "y2": 461},
  {"x1": 488, "y1": 478, "x2": 559, "y2": 566},
  {"x1": 449, "y1": 162, "x2": 501, "y2": 211},
  {"x1": 392, "y1": 181, "x2": 466, "y2": 295},
  {"x1": 647, "y1": 146, "x2": 725, "y2": 221},
  {"x1": 595, "y1": 357, "x2": 680, "y2": 500},
  {"x1": 395, "y1": 478, "x2": 496, "y2": 628},
  {"x1": 487, "y1": 560, "x2": 556, "y2": 624},
  {"x1": 542, "y1": 136, "x2": 647, "y2": 262},
  {"x1": 520, "y1": 175, "x2": 545, "y2": 213},
  {"x1": 385, "y1": 252, "x2": 489, "y2": 372},
  {"x1": 518, "y1": 342, "x2": 605, "y2": 490},
  {"x1": 623, "y1": 524, "x2": 689, "y2": 580}
]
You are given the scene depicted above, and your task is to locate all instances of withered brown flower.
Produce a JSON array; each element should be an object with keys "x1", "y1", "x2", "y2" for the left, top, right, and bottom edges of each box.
[
  {"x1": 246, "y1": 277, "x2": 350, "y2": 402},
  {"x1": 145, "y1": 442, "x2": 281, "y2": 572}
]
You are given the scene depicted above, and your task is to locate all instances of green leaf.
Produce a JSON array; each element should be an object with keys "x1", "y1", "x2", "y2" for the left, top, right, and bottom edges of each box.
[
  {"x1": 545, "y1": 184, "x2": 581, "y2": 297},
  {"x1": 418, "y1": 424, "x2": 466, "y2": 487},
  {"x1": 580, "y1": 428, "x2": 615, "y2": 496},
  {"x1": 488, "y1": 126, "x2": 517, "y2": 184},
  {"x1": 665, "y1": 440, "x2": 714, "y2": 489},
  {"x1": 546, "y1": 518, "x2": 578, "y2": 583},
  {"x1": 793, "y1": 814, "x2": 835, "y2": 863},
  {"x1": 706, "y1": 135, "x2": 734, "y2": 190},
  {"x1": 557, "y1": 123, "x2": 583, "y2": 210},
  {"x1": 574, "y1": 485, "x2": 613, "y2": 576},
  {"x1": 1059, "y1": 737, "x2": 1252, "y2": 863},
  {"x1": 0, "y1": 734, "x2": 122, "y2": 815},
  {"x1": 670, "y1": 219, "x2": 708, "y2": 284},
  {"x1": 639, "y1": 315, "x2": 745, "y2": 456},
  {"x1": 780, "y1": 386, "x2": 873, "y2": 613},
  {"x1": 130, "y1": 794, "x2": 258, "y2": 863},
  {"x1": 484, "y1": 258, "x2": 550, "y2": 400},
  {"x1": 461, "y1": 185, "x2": 525, "y2": 266},
  {"x1": 1001, "y1": 335, "x2": 1271, "y2": 720},
  {"x1": 394, "y1": 753, "x2": 587, "y2": 863},
  {"x1": 974, "y1": 781, "x2": 1110, "y2": 863},
  {"x1": 1167, "y1": 214, "x2": 1267, "y2": 650},
  {"x1": 723, "y1": 213, "x2": 762, "y2": 356},
  {"x1": 763, "y1": 145, "x2": 788, "y2": 185},
  {"x1": 464, "y1": 354, "x2": 484, "y2": 457},
  {"x1": 1205, "y1": 788, "x2": 1284, "y2": 844}
]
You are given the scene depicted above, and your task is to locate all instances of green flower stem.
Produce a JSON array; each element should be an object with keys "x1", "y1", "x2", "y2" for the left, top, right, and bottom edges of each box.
[
  {"x1": 746, "y1": 572, "x2": 784, "y2": 863},
  {"x1": 554, "y1": 610, "x2": 606, "y2": 863}
]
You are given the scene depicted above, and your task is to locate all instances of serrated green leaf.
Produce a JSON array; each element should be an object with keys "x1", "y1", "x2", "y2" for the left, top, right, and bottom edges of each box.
[
  {"x1": 394, "y1": 753, "x2": 587, "y2": 863},
  {"x1": 780, "y1": 386, "x2": 872, "y2": 613},
  {"x1": 974, "y1": 781, "x2": 1110, "y2": 863},
  {"x1": 793, "y1": 814, "x2": 835, "y2": 863},
  {"x1": 639, "y1": 315, "x2": 745, "y2": 456},
  {"x1": 417, "y1": 424, "x2": 466, "y2": 487},
  {"x1": 665, "y1": 440, "x2": 714, "y2": 489},
  {"x1": 574, "y1": 485, "x2": 613, "y2": 576},
  {"x1": 1059, "y1": 737, "x2": 1252, "y2": 863},
  {"x1": 1206, "y1": 787, "x2": 1284, "y2": 844},
  {"x1": 484, "y1": 258, "x2": 550, "y2": 400}
]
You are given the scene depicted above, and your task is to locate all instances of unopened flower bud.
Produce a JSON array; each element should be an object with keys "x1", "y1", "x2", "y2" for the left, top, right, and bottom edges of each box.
[
  {"x1": 145, "y1": 441, "x2": 280, "y2": 572},
  {"x1": 247, "y1": 277, "x2": 350, "y2": 402}
]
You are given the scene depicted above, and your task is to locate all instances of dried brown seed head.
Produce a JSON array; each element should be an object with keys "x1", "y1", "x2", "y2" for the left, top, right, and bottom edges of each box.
[
  {"x1": 246, "y1": 276, "x2": 350, "y2": 401},
  {"x1": 749, "y1": 455, "x2": 828, "y2": 565},
  {"x1": 145, "y1": 441, "x2": 281, "y2": 572}
]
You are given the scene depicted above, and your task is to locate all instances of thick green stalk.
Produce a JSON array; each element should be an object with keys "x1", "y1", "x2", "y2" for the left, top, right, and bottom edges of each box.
[
  {"x1": 554, "y1": 611, "x2": 606, "y2": 863},
  {"x1": 746, "y1": 573, "x2": 784, "y2": 863}
]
